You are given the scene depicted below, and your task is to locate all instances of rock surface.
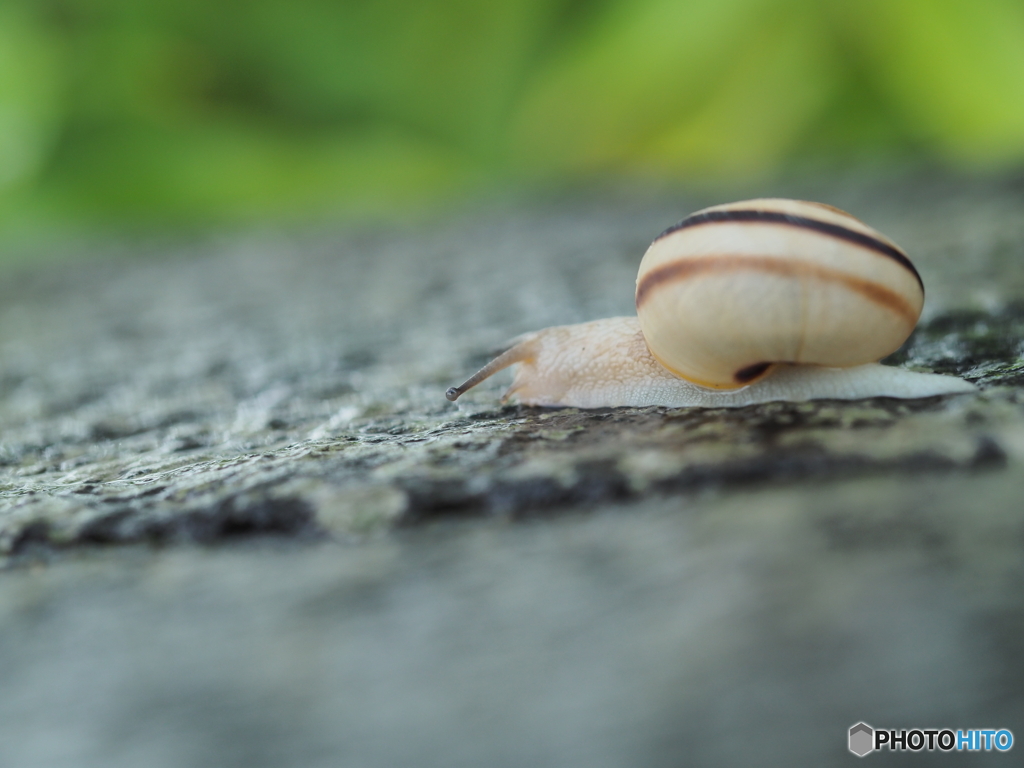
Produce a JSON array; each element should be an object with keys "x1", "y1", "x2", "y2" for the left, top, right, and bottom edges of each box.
[{"x1": 0, "y1": 173, "x2": 1023, "y2": 766}]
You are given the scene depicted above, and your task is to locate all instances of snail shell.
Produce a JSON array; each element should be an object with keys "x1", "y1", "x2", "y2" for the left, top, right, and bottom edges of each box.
[
  {"x1": 445, "y1": 199, "x2": 974, "y2": 408},
  {"x1": 636, "y1": 199, "x2": 924, "y2": 389}
]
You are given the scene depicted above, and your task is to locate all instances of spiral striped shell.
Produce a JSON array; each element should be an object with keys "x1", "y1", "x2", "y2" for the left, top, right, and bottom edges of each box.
[{"x1": 635, "y1": 198, "x2": 924, "y2": 389}]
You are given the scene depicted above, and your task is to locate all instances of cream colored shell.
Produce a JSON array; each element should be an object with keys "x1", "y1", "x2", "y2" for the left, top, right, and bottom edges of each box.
[{"x1": 635, "y1": 199, "x2": 924, "y2": 389}]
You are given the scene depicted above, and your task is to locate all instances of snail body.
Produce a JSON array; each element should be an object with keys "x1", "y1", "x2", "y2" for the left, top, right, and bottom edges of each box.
[{"x1": 446, "y1": 199, "x2": 975, "y2": 408}]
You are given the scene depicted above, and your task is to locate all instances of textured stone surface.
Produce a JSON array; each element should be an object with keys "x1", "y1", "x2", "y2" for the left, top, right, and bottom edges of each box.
[{"x1": 1, "y1": 173, "x2": 1023, "y2": 766}]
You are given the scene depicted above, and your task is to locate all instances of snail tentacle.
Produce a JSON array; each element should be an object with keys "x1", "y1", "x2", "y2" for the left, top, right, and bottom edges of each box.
[{"x1": 445, "y1": 335, "x2": 539, "y2": 401}]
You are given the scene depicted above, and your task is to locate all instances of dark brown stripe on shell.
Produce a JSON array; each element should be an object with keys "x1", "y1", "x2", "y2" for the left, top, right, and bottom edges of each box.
[
  {"x1": 733, "y1": 362, "x2": 771, "y2": 384},
  {"x1": 654, "y1": 209, "x2": 923, "y2": 290},
  {"x1": 634, "y1": 254, "x2": 920, "y2": 326}
]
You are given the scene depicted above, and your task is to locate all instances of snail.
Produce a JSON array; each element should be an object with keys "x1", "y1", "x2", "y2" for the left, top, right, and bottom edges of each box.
[{"x1": 446, "y1": 199, "x2": 976, "y2": 408}]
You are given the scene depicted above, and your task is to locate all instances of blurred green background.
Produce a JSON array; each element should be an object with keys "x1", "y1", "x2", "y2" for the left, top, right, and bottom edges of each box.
[{"x1": 2, "y1": 0, "x2": 1024, "y2": 234}]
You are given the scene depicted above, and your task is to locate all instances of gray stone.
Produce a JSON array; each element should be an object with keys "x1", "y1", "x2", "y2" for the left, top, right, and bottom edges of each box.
[{"x1": 0, "y1": 173, "x2": 1022, "y2": 766}]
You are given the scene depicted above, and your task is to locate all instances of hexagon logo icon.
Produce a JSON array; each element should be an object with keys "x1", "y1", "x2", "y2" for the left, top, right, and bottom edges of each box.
[{"x1": 849, "y1": 722, "x2": 874, "y2": 757}]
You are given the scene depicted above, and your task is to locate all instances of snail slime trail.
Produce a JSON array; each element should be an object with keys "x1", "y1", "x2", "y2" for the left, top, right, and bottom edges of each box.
[{"x1": 446, "y1": 199, "x2": 976, "y2": 409}]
